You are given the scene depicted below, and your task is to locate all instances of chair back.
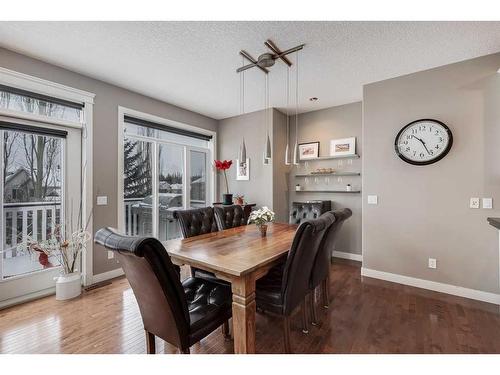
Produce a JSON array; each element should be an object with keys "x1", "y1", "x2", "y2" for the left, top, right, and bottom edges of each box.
[
  {"x1": 174, "y1": 207, "x2": 218, "y2": 238},
  {"x1": 310, "y1": 208, "x2": 352, "y2": 288},
  {"x1": 94, "y1": 228, "x2": 190, "y2": 349},
  {"x1": 214, "y1": 205, "x2": 247, "y2": 230},
  {"x1": 280, "y1": 212, "x2": 335, "y2": 315},
  {"x1": 289, "y1": 201, "x2": 331, "y2": 225}
]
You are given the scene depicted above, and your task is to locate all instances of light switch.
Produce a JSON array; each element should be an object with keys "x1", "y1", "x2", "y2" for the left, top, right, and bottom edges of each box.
[
  {"x1": 482, "y1": 198, "x2": 493, "y2": 209},
  {"x1": 367, "y1": 195, "x2": 378, "y2": 205},
  {"x1": 97, "y1": 196, "x2": 108, "y2": 206},
  {"x1": 470, "y1": 197, "x2": 480, "y2": 209}
]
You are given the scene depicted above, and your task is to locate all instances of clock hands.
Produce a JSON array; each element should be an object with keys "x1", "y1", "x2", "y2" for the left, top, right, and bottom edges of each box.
[{"x1": 411, "y1": 135, "x2": 431, "y2": 155}]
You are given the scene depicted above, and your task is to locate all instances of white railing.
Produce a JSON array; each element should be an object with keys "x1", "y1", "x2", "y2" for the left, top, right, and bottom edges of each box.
[
  {"x1": 124, "y1": 198, "x2": 142, "y2": 236},
  {"x1": 2, "y1": 202, "x2": 61, "y2": 259}
]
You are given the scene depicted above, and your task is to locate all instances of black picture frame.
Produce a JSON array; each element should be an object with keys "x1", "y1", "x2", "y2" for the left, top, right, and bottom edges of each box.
[
  {"x1": 394, "y1": 118, "x2": 453, "y2": 166},
  {"x1": 298, "y1": 141, "x2": 320, "y2": 160}
]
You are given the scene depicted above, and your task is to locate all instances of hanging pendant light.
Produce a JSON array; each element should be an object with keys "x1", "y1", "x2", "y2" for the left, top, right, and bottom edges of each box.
[
  {"x1": 293, "y1": 50, "x2": 300, "y2": 165},
  {"x1": 239, "y1": 58, "x2": 247, "y2": 164},
  {"x1": 285, "y1": 66, "x2": 291, "y2": 165},
  {"x1": 264, "y1": 74, "x2": 272, "y2": 160}
]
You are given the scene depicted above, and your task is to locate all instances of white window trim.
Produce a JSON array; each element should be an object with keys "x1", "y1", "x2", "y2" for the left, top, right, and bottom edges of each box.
[
  {"x1": 0, "y1": 66, "x2": 95, "y2": 287},
  {"x1": 117, "y1": 106, "x2": 217, "y2": 235}
]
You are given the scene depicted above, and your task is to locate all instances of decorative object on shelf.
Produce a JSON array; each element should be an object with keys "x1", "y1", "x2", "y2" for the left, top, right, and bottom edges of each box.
[
  {"x1": 295, "y1": 184, "x2": 302, "y2": 191},
  {"x1": 395, "y1": 119, "x2": 453, "y2": 166},
  {"x1": 214, "y1": 159, "x2": 233, "y2": 205},
  {"x1": 311, "y1": 167, "x2": 335, "y2": 174},
  {"x1": 298, "y1": 141, "x2": 320, "y2": 160},
  {"x1": 236, "y1": 158, "x2": 250, "y2": 180},
  {"x1": 248, "y1": 206, "x2": 275, "y2": 237},
  {"x1": 234, "y1": 194, "x2": 245, "y2": 205},
  {"x1": 330, "y1": 137, "x2": 356, "y2": 157},
  {"x1": 346, "y1": 184, "x2": 352, "y2": 192}
]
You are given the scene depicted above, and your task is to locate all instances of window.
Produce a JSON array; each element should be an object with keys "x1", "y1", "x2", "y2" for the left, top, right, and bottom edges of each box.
[
  {"x1": 0, "y1": 85, "x2": 84, "y2": 123},
  {"x1": 121, "y1": 112, "x2": 214, "y2": 241}
]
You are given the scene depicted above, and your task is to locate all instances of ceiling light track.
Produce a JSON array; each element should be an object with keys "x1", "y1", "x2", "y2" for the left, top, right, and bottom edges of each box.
[{"x1": 236, "y1": 40, "x2": 305, "y2": 74}]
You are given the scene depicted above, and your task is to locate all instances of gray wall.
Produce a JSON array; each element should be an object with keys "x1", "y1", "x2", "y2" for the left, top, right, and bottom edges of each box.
[
  {"x1": 0, "y1": 47, "x2": 218, "y2": 275},
  {"x1": 272, "y1": 110, "x2": 289, "y2": 222},
  {"x1": 217, "y1": 109, "x2": 285, "y2": 218},
  {"x1": 288, "y1": 102, "x2": 363, "y2": 255},
  {"x1": 363, "y1": 52, "x2": 500, "y2": 293}
]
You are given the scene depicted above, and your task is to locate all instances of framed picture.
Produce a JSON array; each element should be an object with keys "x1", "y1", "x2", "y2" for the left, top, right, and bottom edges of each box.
[
  {"x1": 236, "y1": 158, "x2": 250, "y2": 180},
  {"x1": 298, "y1": 142, "x2": 320, "y2": 160},
  {"x1": 330, "y1": 137, "x2": 356, "y2": 156}
]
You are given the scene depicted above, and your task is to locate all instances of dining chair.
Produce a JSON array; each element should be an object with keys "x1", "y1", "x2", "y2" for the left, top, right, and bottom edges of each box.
[
  {"x1": 308, "y1": 208, "x2": 352, "y2": 325},
  {"x1": 214, "y1": 204, "x2": 247, "y2": 230},
  {"x1": 173, "y1": 207, "x2": 223, "y2": 284},
  {"x1": 255, "y1": 212, "x2": 335, "y2": 353},
  {"x1": 94, "y1": 227, "x2": 232, "y2": 354}
]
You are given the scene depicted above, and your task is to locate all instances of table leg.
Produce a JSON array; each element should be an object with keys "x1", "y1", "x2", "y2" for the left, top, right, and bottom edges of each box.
[{"x1": 231, "y1": 275, "x2": 256, "y2": 354}]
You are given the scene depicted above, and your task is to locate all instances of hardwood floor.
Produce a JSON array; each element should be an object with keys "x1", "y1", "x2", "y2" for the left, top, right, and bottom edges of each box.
[{"x1": 1, "y1": 258, "x2": 500, "y2": 354}]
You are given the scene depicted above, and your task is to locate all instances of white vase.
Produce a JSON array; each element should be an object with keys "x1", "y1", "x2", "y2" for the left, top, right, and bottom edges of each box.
[{"x1": 55, "y1": 272, "x2": 82, "y2": 301}]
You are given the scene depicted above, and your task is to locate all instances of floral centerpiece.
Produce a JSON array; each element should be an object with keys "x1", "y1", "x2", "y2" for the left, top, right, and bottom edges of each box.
[
  {"x1": 214, "y1": 159, "x2": 233, "y2": 205},
  {"x1": 248, "y1": 206, "x2": 275, "y2": 237}
]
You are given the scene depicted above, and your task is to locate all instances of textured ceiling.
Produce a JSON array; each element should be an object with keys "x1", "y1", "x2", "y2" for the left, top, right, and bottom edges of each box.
[{"x1": 0, "y1": 21, "x2": 499, "y2": 120}]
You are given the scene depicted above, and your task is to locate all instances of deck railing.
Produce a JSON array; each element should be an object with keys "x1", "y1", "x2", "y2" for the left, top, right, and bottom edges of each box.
[{"x1": 2, "y1": 201, "x2": 61, "y2": 259}]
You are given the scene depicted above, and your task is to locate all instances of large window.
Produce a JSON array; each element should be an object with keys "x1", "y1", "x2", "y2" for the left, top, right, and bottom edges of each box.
[{"x1": 121, "y1": 113, "x2": 213, "y2": 241}]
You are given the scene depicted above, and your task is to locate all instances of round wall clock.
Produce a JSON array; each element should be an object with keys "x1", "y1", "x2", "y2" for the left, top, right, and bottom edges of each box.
[{"x1": 394, "y1": 119, "x2": 453, "y2": 165}]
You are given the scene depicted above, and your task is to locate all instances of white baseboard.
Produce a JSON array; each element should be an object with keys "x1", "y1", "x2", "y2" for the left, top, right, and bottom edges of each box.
[
  {"x1": 0, "y1": 287, "x2": 55, "y2": 310},
  {"x1": 92, "y1": 268, "x2": 124, "y2": 284},
  {"x1": 361, "y1": 267, "x2": 500, "y2": 305},
  {"x1": 332, "y1": 250, "x2": 363, "y2": 262}
]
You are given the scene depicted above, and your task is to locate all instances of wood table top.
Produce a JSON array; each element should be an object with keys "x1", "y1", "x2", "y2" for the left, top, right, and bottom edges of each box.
[{"x1": 163, "y1": 222, "x2": 297, "y2": 277}]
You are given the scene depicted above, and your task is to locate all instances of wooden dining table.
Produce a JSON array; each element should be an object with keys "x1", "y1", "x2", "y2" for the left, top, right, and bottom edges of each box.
[{"x1": 162, "y1": 222, "x2": 298, "y2": 354}]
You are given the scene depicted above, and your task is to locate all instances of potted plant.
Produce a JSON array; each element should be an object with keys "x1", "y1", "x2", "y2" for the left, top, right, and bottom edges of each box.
[
  {"x1": 234, "y1": 194, "x2": 244, "y2": 205},
  {"x1": 18, "y1": 212, "x2": 92, "y2": 301},
  {"x1": 248, "y1": 206, "x2": 275, "y2": 237},
  {"x1": 214, "y1": 159, "x2": 233, "y2": 205}
]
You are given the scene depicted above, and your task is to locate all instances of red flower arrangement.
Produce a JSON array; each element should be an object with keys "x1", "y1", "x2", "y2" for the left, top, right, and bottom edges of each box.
[{"x1": 214, "y1": 159, "x2": 233, "y2": 194}]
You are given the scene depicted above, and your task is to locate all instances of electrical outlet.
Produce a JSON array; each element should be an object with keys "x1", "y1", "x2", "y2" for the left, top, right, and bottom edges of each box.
[
  {"x1": 470, "y1": 197, "x2": 480, "y2": 209},
  {"x1": 107, "y1": 251, "x2": 114, "y2": 260},
  {"x1": 428, "y1": 258, "x2": 437, "y2": 269}
]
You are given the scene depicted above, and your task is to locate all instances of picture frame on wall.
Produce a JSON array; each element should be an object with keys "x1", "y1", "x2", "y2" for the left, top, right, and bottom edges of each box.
[
  {"x1": 236, "y1": 158, "x2": 250, "y2": 180},
  {"x1": 298, "y1": 141, "x2": 320, "y2": 160},
  {"x1": 330, "y1": 137, "x2": 356, "y2": 156}
]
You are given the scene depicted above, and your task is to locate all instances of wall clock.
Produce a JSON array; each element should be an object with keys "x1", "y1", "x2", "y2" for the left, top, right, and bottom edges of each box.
[{"x1": 395, "y1": 119, "x2": 453, "y2": 165}]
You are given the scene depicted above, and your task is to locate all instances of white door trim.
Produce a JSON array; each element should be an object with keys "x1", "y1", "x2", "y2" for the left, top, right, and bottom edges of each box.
[{"x1": 0, "y1": 66, "x2": 94, "y2": 287}]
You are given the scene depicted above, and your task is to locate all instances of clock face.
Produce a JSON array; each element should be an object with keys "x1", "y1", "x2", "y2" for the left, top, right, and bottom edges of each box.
[{"x1": 395, "y1": 119, "x2": 453, "y2": 165}]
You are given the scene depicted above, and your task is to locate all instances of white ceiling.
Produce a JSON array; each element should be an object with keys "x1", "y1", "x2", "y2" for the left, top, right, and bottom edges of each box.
[{"x1": 0, "y1": 22, "x2": 499, "y2": 120}]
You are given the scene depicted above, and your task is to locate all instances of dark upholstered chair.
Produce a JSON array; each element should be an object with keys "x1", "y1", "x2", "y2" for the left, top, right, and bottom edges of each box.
[
  {"x1": 214, "y1": 205, "x2": 247, "y2": 230},
  {"x1": 174, "y1": 207, "x2": 218, "y2": 238},
  {"x1": 173, "y1": 207, "x2": 224, "y2": 284},
  {"x1": 309, "y1": 209, "x2": 352, "y2": 325},
  {"x1": 255, "y1": 213, "x2": 335, "y2": 353},
  {"x1": 94, "y1": 227, "x2": 232, "y2": 354},
  {"x1": 289, "y1": 201, "x2": 332, "y2": 225}
]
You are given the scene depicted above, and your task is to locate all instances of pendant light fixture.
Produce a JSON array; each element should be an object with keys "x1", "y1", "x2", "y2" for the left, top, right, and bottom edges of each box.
[
  {"x1": 264, "y1": 73, "x2": 272, "y2": 160},
  {"x1": 284, "y1": 66, "x2": 291, "y2": 165},
  {"x1": 292, "y1": 50, "x2": 300, "y2": 165},
  {"x1": 238, "y1": 57, "x2": 247, "y2": 164}
]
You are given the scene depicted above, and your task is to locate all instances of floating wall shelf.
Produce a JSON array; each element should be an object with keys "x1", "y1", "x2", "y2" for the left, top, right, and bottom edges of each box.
[
  {"x1": 299, "y1": 154, "x2": 360, "y2": 162},
  {"x1": 295, "y1": 190, "x2": 361, "y2": 194},
  {"x1": 295, "y1": 172, "x2": 360, "y2": 177}
]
